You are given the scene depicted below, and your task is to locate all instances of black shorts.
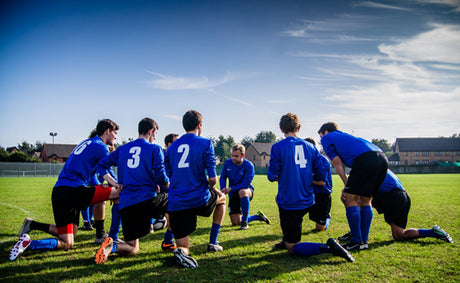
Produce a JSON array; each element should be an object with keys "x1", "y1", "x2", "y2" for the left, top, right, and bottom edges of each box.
[
  {"x1": 372, "y1": 189, "x2": 411, "y2": 229},
  {"x1": 345, "y1": 151, "x2": 388, "y2": 197},
  {"x1": 120, "y1": 193, "x2": 168, "y2": 241},
  {"x1": 279, "y1": 206, "x2": 311, "y2": 244},
  {"x1": 52, "y1": 186, "x2": 95, "y2": 228},
  {"x1": 168, "y1": 189, "x2": 218, "y2": 240},
  {"x1": 228, "y1": 188, "x2": 254, "y2": 215},
  {"x1": 309, "y1": 193, "x2": 331, "y2": 225}
]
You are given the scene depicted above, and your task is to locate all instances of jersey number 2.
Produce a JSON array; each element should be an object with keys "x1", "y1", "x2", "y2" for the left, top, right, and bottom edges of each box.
[{"x1": 178, "y1": 144, "x2": 190, "y2": 168}]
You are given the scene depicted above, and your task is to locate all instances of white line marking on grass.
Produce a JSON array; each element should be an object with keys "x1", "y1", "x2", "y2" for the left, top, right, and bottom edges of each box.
[{"x1": 0, "y1": 202, "x2": 33, "y2": 245}]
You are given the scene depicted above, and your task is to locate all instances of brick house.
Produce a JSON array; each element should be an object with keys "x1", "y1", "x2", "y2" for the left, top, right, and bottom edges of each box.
[
  {"x1": 40, "y1": 144, "x2": 77, "y2": 163},
  {"x1": 245, "y1": 142, "x2": 274, "y2": 167},
  {"x1": 391, "y1": 137, "x2": 460, "y2": 165}
]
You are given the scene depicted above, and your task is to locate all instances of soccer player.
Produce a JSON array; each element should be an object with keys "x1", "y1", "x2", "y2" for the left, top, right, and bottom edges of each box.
[
  {"x1": 165, "y1": 110, "x2": 226, "y2": 269},
  {"x1": 338, "y1": 170, "x2": 453, "y2": 244},
  {"x1": 93, "y1": 118, "x2": 170, "y2": 264},
  {"x1": 219, "y1": 144, "x2": 270, "y2": 230},
  {"x1": 305, "y1": 138, "x2": 332, "y2": 232},
  {"x1": 268, "y1": 113, "x2": 354, "y2": 262},
  {"x1": 318, "y1": 122, "x2": 388, "y2": 250},
  {"x1": 10, "y1": 119, "x2": 122, "y2": 261},
  {"x1": 164, "y1": 133, "x2": 179, "y2": 151}
]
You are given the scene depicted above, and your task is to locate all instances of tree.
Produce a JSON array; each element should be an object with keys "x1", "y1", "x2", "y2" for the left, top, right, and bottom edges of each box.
[
  {"x1": 372, "y1": 138, "x2": 391, "y2": 153},
  {"x1": 240, "y1": 136, "x2": 254, "y2": 148},
  {"x1": 214, "y1": 135, "x2": 235, "y2": 164},
  {"x1": 254, "y1": 131, "x2": 277, "y2": 143},
  {"x1": 9, "y1": 151, "x2": 29, "y2": 162},
  {"x1": 0, "y1": 147, "x2": 8, "y2": 162}
]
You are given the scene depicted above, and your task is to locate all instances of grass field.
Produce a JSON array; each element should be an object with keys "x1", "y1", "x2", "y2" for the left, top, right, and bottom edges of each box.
[{"x1": 0, "y1": 174, "x2": 459, "y2": 282}]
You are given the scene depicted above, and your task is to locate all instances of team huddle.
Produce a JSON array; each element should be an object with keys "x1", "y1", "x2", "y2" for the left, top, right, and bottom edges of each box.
[{"x1": 9, "y1": 111, "x2": 453, "y2": 269}]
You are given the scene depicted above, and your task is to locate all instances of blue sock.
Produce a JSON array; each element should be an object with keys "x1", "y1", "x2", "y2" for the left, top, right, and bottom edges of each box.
[
  {"x1": 419, "y1": 229, "x2": 436, "y2": 238},
  {"x1": 109, "y1": 203, "x2": 121, "y2": 239},
  {"x1": 209, "y1": 223, "x2": 221, "y2": 245},
  {"x1": 81, "y1": 208, "x2": 89, "y2": 222},
  {"x1": 89, "y1": 204, "x2": 94, "y2": 221},
  {"x1": 29, "y1": 238, "x2": 58, "y2": 251},
  {"x1": 112, "y1": 242, "x2": 118, "y2": 253},
  {"x1": 292, "y1": 242, "x2": 322, "y2": 256},
  {"x1": 164, "y1": 229, "x2": 174, "y2": 244},
  {"x1": 325, "y1": 218, "x2": 331, "y2": 230},
  {"x1": 360, "y1": 206, "x2": 373, "y2": 243},
  {"x1": 240, "y1": 196, "x2": 250, "y2": 223},
  {"x1": 151, "y1": 218, "x2": 155, "y2": 225},
  {"x1": 346, "y1": 206, "x2": 362, "y2": 243},
  {"x1": 248, "y1": 215, "x2": 259, "y2": 223}
]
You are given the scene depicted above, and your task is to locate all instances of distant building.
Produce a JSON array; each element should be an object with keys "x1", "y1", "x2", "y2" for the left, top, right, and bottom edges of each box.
[
  {"x1": 40, "y1": 143, "x2": 77, "y2": 163},
  {"x1": 245, "y1": 142, "x2": 274, "y2": 167},
  {"x1": 391, "y1": 137, "x2": 460, "y2": 165}
]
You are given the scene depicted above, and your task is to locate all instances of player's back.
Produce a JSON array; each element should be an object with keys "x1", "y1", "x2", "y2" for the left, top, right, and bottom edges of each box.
[
  {"x1": 55, "y1": 136, "x2": 109, "y2": 188},
  {"x1": 268, "y1": 137, "x2": 318, "y2": 210},
  {"x1": 165, "y1": 133, "x2": 217, "y2": 211},
  {"x1": 115, "y1": 138, "x2": 168, "y2": 209},
  {"x1": 321, "y1": 131, "x2": 381, "y2": 167}
]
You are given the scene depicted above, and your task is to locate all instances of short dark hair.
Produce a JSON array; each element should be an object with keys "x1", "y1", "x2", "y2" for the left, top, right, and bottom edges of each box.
[
  {"x1": 138, "y1": 118, "x2": 158, "y2": 135},
  {"x1": 182, "y1": 110, "x2": 203, "y2": 131},
  {"x1": 279, "y1": 113, "x2": 301, "y2": 133},
  {"x1": 305, "y1": 137, "x2": 316, "y2": 145},
  {"x1": 318, "y1": 122, "x2": 338, "y2": 135},
  {"x1": 95, "y1": 119, "x2": 119, "y2": 136},
  {"x1": 164, "y1": 133, "x2": 179, "y2": 147}
]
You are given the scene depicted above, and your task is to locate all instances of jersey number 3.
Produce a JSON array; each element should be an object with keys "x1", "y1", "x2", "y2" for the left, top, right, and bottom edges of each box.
[
  {"x1": 127, "y1": 146, "x2": 141, "y2": 168},
  {"x1": 295, "y1": 145, "x2": 307, "y2": 168}
]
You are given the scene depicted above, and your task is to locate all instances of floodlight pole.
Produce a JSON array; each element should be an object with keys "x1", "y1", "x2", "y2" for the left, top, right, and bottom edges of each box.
[{"x1": 50, "y1": 132, "x2": 57, "y2": 144}]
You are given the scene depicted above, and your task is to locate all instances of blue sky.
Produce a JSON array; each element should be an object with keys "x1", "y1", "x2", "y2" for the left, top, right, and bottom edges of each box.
[{"x1": 1, "y1": 0, "x2": 459, "y2": 148}]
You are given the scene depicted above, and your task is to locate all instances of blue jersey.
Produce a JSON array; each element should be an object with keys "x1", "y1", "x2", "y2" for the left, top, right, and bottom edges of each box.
[
  {"x1": 320, "y1": 130, "x2": 381, "y2": 167},
  {"x1": 379, "y1": 170, "x2": 405, "y2": 193},
  {"x1": 311, "y1": 154, "x2": 333, "y2": 195},
  {"x1": 219, "y1": 159, "x2": 255, "y2": 196},
  {"x1": 267, "y1": 136, "x2": 327, "y2": 210},
  {"x1": 54, "y1": 136, "x2": 110, "y2": 188},
  {"x1": 95, "y1": 138, "x2": 169, "y2": 210},
  {"x1": 165, "y1": 133, "x2": 217, "y2": 211}
]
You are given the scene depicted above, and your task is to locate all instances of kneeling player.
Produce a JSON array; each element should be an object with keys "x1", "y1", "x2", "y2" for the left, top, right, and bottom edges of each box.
[
  {"x1": 10, "y1": 119, "x2": 121, "y2": 261},
  {"x1": 338, "y1": 170, "x2": 453, "y2": 244},
  {"x1": 92, "y1": 118, "x2": 171, "y2": 264},
  {"x1": 220, "y1": 144, "x2": 270, "y2": 230}
]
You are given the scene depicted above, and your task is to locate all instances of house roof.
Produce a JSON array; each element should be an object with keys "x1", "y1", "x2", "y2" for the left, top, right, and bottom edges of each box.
[
  {"x1": 42, "y1": 143, "x2": 77, "y2": 158},
  {"x1": 388, "y1": 153, "x2": 400, "y2": 161},
  {"x1": 395, "y1": 138, "x2": 460, "y2": 152},
  {"x1": 248, "y1": 142, "x2": 274, "y2": 155}
]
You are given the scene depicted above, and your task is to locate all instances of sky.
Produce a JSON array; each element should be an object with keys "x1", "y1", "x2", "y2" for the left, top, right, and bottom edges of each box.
[{"x1": 1, "y1": 0, "x2": 459, "y2": 149}]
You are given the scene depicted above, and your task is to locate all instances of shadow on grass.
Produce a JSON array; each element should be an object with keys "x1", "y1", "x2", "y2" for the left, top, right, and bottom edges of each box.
[{"x1": 1, "y1": 232, "x2": 356, "y2": 282}]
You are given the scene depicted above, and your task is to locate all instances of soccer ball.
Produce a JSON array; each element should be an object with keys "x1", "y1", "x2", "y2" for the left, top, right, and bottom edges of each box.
[{"x1": 152, "y1": 217, "x2": 167, "y2": 231}]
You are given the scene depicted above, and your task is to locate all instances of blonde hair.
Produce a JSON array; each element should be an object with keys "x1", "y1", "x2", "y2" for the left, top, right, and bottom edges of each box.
[{"x1": 232, "y1": 144, "x2": 245, "y2": 155}]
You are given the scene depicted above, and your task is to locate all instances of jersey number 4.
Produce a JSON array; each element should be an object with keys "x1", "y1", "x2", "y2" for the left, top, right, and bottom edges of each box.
[{"x1": 295, "y1": 145, "x2": 307, "y2": 168}]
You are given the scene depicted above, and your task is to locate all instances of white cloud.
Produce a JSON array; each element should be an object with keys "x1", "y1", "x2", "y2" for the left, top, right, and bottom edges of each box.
[
  {"x1": 414, "y1": 0, "x2": 460, "y2": 12},
  {"x1": 378, "y1": 24, "x2": 460, "y2": 64},
  {"x1": 353, "y1": 1, "x2": 411, "y2": 11},
  {"x1": 321, "y1": 83, "x2": 460, "y2": 140},
  {"x1": 162, "y1": 114, "x2": 181, "y2": 121},
  {"x1": 227, "y1": 96, "x2": 254, "y2": 108},
  {"x1": 146, "y1": 71, "x2": 236, "y2": 90}
]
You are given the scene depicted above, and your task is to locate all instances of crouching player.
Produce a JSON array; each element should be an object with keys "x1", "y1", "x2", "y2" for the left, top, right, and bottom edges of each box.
[
  {"x1": 93, "y1": 118, "x2": 171, "y2": 264},
  {"x1": 220, "y1": 144, "x2": 270, "y2": 230},
  {"x1": 10, "y1": 119, "x2": 121, "y2": 261},
  {"x1": 338, "y1": 170, "x2": 453, "y2": 244}
]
